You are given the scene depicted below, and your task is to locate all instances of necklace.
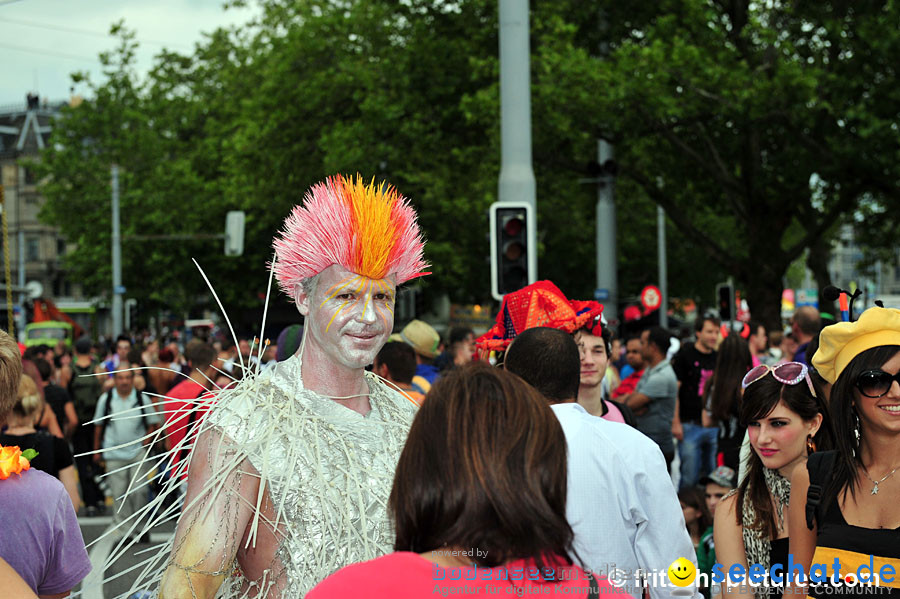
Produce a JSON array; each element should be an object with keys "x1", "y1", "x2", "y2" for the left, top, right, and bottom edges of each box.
[{"x1": 862, "y1": 466, "x2": 899, "y2": 495}]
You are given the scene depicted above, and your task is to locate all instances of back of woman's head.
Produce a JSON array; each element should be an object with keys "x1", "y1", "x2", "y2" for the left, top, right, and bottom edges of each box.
[
  {"x1": 13, "y1": 374, "x2": 42, "y2": 420},
  {"x1": 706, "y1": 335, "x2": 752, "y2": 422},
  {"x1": 390, "y1": 361, "x2": 573, "y2": 568}
]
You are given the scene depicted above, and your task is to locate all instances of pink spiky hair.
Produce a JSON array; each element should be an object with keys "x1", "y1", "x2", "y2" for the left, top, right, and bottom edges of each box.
[{"x1": 273, "y1": 174, "x2": 430, "y2": 297}]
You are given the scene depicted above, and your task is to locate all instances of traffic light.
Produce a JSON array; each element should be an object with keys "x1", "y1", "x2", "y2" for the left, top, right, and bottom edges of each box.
[
  {"x1": 490, "y1": 202, "x2": 534, "y2": 301},
  {"x1": 225, "y1": 210, "x2": 245, "y2": 257},
  {"x1": 716, "y1": 282, "x2": 734, "y2": 322}
]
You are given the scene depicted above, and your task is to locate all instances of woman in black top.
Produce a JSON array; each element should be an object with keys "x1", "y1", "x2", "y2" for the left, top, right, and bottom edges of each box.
[
  {"x1": 790, "y1": 308, "x2": 900, "y2": 597},
  {"x1": 0, "y1": 374, "x2": 80, "y2": 510}
]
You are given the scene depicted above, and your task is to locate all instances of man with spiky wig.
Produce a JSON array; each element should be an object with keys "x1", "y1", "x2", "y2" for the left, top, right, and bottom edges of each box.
[{"x1": 153, "y1": 175, "x2": 427, "y2": 598}]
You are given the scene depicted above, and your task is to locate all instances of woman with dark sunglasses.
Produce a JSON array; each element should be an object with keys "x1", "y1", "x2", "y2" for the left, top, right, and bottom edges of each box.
[
  {"x1": 714, "y1": 362, "x2": 831, "y2": 599},
  {"x1": 788, "y1": 307, "x2": 900, "y2": 596}
]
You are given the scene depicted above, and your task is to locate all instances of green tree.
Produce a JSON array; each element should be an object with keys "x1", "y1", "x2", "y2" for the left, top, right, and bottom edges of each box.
[
  {"x1": 37, "y1": 1, "x2": 900, "y2": 331},
  {"x1": 543, "y1": 0, "x2": 900, "y2": 326}
]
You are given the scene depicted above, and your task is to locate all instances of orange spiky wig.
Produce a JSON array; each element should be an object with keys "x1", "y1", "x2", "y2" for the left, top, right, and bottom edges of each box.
[{"x1": 273, "y1": 175, "x2": 430, "y2": 298}]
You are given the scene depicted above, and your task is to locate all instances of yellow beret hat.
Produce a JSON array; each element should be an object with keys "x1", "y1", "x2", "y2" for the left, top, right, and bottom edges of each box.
[{"x1": 812, "y1": 307, "x2": 900, "y2": 384}]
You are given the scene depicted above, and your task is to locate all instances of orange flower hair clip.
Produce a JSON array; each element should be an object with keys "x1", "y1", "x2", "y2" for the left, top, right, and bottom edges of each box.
[{"x1": 0, "y1": 445, "x2": 38, "y2": 480}]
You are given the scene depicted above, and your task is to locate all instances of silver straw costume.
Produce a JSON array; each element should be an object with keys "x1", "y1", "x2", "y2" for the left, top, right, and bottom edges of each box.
[
  {"x1": 85, "y1": 175, "x2": 427, "y2": 598},
  {"x1": 166, "y1": 353, "x2": 416, "y2": 597},
  {"x1": 90, "y1": 352, "x2": 416, "y2": 599}
]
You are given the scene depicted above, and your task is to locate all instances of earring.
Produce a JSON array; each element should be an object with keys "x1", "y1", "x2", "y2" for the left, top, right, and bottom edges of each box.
[
  {"x1": 806, "y1": 434, "x2": 816, "y2": 455},
  {"x1": 852, "y1": 408, "x2": 861, "y2": 458}
]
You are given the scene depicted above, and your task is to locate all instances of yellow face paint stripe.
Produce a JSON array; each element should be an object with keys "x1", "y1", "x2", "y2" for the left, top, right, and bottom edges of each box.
[
  {"x1": 360, "y1": 278, "x2": 372, "y2": 320},
  {"x1": 320, "y1": 275, "x2": 362, "y2": 309},
  {"x1": 325, "y1": 302, "x2": 350, "y2": 333}
]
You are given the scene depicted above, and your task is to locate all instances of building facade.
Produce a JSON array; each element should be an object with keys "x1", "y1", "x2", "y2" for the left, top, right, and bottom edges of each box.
[{"x1": 0, "y1": 94, "x2": 89, "y2": 336}]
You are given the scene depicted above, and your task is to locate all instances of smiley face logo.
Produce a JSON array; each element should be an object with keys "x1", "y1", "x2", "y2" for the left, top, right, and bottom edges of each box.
[{"x1": 667, "y1": 557, "x2": 696, "y2": 587}]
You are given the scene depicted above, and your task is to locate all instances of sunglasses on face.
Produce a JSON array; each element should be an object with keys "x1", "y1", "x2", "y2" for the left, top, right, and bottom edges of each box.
[
  {"x1": 741, "y1": 361, "x2": 817, "y2": 398},
  {"x1": 855, "y1": 369, "x2": 900, "y2": 398}
]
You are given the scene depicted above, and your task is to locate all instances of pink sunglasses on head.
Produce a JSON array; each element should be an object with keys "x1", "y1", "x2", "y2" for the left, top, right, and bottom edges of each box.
[{"x1": 741, "y1": 362, "x2": 817, "y2": 398}]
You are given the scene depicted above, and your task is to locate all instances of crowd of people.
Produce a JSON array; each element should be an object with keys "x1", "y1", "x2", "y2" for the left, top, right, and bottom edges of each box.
[{"x1": 0, "y1": 175, "x2": 897, "y2": 599}]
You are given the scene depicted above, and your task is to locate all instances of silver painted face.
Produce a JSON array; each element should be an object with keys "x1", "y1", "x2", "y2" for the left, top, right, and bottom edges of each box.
[{"x1": 298, "y1": 264, "x2": 396, "y2": 370}]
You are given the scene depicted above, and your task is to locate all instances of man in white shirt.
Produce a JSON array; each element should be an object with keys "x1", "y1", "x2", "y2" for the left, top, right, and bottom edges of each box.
[
  {"x1": 93, "y1": 364, "x2": 162, "y2": 533},
  {"x1": 505, "y1": 326, "x2": 699, "y2": 599}
]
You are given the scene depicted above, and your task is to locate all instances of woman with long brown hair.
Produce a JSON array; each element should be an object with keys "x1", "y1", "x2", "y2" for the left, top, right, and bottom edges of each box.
[
  {"x1": 714, "y1": 362, "x2": 832, "y2": 599},
  {"x1": 702, "y1": 334, "x2": 754, "y2": 471},
  {"x1": 307, "y1": 362, "x2": 614, "y2": 597}
]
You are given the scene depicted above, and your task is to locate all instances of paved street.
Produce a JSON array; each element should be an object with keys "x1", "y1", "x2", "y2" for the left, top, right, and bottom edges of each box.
[{"x1": 76, "y1": 514, "x2": 175, "y2": 599}]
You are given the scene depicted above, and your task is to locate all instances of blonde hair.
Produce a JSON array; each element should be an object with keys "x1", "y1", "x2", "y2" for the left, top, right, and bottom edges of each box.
[
  {"x1": 0, "y1": 329, "x2": 23, "y2": 417},
  {"x1": 12, "y1": 374, "x2": 42, "y2": 419}
]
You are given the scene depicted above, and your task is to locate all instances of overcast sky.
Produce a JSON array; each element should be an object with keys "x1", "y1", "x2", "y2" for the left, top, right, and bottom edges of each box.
[{"x1": 0, "y1": 0, "x2": 258, "y2": 108}]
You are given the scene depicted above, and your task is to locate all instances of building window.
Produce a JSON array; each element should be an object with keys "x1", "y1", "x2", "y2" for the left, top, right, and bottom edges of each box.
[{"x1": 26, "y1": 237, "x2": 39, "y2": 262}]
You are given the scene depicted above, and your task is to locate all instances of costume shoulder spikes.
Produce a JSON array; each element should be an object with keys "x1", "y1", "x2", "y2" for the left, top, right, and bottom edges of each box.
[{"x1": 273, "y1": 174, "x2": 430, "y2": 295}]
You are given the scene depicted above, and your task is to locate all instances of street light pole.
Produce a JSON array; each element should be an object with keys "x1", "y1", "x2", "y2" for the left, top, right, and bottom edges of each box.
[
  {"x1": 596, "y1": 140, "x2": 617, "y2": 323},
  {"x1": 658, "y1": 205, "x2": 668, "y2": 328},
  {"x1": 498, "y1": 0, "x2": 537, "y2": 282},
  {"x1": 111, "y1": 164, "x2": 123, "y2": 335}
]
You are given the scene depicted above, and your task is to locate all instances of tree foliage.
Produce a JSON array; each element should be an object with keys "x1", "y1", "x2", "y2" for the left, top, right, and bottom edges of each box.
[{"x1": 36, "y1": 0, "x2": 900, "y2": 330}]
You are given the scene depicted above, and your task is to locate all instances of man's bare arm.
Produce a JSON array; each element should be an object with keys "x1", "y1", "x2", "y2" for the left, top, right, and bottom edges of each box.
[{"x1": 159, "y1": 428, "x2": 259, "y2": 599}]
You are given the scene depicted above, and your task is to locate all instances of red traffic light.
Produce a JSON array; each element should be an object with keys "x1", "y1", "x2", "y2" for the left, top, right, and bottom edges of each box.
[{"x1": 504, "y1": 217, "x2": 524, "y2": 237}]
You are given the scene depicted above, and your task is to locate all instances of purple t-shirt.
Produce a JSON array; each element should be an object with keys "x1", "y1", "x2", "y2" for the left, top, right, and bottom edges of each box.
[{"x1": 0, "y1": 468, "x2": 91, "y2": 594}]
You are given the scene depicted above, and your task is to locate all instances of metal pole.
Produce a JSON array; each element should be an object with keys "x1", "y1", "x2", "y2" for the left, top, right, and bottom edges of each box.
[
  {"x1": 657, "y1": 205, "x2": 668, "y2": 328},
  {"x1": 0, "y1": 186, "x2": 13, "y2": 337},
  {"x1": 111, "y1": 164, "x2": 123, "y2": 335},
  {"x1": 596, "y1": 140, "x2": 617, "y2": 323},
  {"x1": 17, "y1": 216, "x2": 25, "y2": 339},
  {"x1": 498, "y1": 0, "x2": 537, "y2": 282}
]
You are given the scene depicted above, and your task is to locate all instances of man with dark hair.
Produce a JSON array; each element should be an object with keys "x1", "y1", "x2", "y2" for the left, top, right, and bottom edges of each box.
[
  {"x1": 93, "y1": 364, "x2": 161, "y2": 534},
  {"x1": 35, "y1": 358, "x2": 77, "y2": 439},
  {"x1": 670, "y1": 316, "x2": 719, "y2": 489},
  {"x1": 613, "y1": 336, "x2": 645, "y2": 399},
  {"x1": 105, "y1": 334, "x2": 132, "y2": 373},
  {"x1": 504, "y1": 326, "x2": 580, "y2": 402},
  {"x1": 790, "y1": 306, "x2": 821, "y2": 365},
  {"x1": 505, "y1": 327, "x2": 698, "y2": 599},
  {"x1": 164, "y1": 342, "x2": 218, "y2": 470},
  {"x1": 67, "y1": 336, "x2": 106, "y2": 515},
  {"x1": 747, "y1": 320, "x2": 770, "y2": 366},
  {"x1": 435, "y1": 326, "x2": 476, "y2": 371},
  {"x1": 373, "y1": 341, "x2": 424, "y2": 405},
  {"x1": 621, "y1": 327, "x2": 679, "y2": 467},
  {"x1": 572, "y1": 323, "x2": 635, "y2": 426}
]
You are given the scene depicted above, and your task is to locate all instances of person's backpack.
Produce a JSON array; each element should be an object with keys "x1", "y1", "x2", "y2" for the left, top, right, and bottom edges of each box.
[
  {"x1": 99, "y1": 388, "x2": 151, "y2": 436},
  {"x1": 805, "y1": 450, "x2": 838, "y2": 530},
  {"x1": 69, "y1": 360, "x2": 103, "y2": 423}
]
